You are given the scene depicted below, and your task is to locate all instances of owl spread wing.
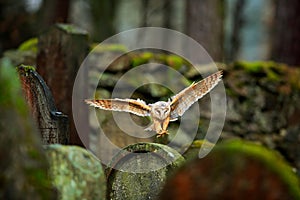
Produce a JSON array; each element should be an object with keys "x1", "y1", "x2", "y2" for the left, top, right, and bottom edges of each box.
[
  {"x1": 85, "y1": 98, "x2": 151, "y2": 117},
  {"x1": 170, "y1": 70, "x2": 223, "y2": 120}
]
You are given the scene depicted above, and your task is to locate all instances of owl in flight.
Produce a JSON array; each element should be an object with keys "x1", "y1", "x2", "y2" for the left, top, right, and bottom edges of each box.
[{"x1": 85, "y1": 71, "x2": 223, "y2": 137}]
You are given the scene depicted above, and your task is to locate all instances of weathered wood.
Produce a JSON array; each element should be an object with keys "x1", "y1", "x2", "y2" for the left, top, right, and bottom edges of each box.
[
  {"x1": 37, "y1": 23, "x2": 89, "y2": 146},
  {"x1": 18, "y1": 65, "x2": 69, "y2": 144},
  {"x1": 44, "y1": 144, "x2": 106, "y2": 200},
  {"x1": 107, "y1": 142, "x2": 185, "y2": 200},
  {"x1": 159, "y1": 140, "x2": 300, "y2": 200},
  {"x1": 0, "y1": 61, "x2": 57, "y2": 199}
]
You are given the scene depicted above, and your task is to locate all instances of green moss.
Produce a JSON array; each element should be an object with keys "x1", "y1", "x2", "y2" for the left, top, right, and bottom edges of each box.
[
  {"x1": 131, "y1": 52, "x2": 154, "y2": 67},
  {"x1": 288, "y1": 69, "x2": 300, "y2": 89},
  {"x1": 107, "y1": 143, "x2": 185, "y2": 199},
  {"x1": 182, "y1": 140, "x2": 215, "y2": 161},
  {"x1": 45, "y1": 145, "x2": 106, "y2": 200},
  {"x1": 18, "y1": 38, "x2": 38, "y2": 53},
  {"x1": 218, "y1": 140, "x2": 300, "y2": 199},
  {"x1": 234, "y1": 61, "x2": 279, "y2": 72},
  {"x1": 0, "y1": 58, "x2": 27, "y2": 115},
  {"x1": 130, "y1": 52, "x2": 187, "y2": 69},
  {"x1": 141, "y1": 52, "x2": 154, "y2": 60},
  {"x1": 232, "y1": 61, "x2": 300, "y2": 90},
  {"x1": 56, "y1": 23, "x2": 87, "y2": 35},
  {"x1": 90, "y1": 43, "x2": 128, "y2": 53},
  {"x1": 234, "y1": 61, "x2": 265, "y2": 73},
  {"x1": 156, "y1": 53, "x2": 167, "y2": 62},
  {"x1": 234, "y1": 61, "x2": 283, "y2": 81},
  {"x1": 190, "y1": 139, "x2": 214, "y2": 148},
  {"x1": 25, "y1": 167, "x2": 51, "y2": 189},
  {"x1": 19, "y1": 64, "x2": 36, "y2": 76},
  {"x1": 165, "y1": 55, "x2": 184, "y2": 70},
  {"x1": 28, "y1": 148, "x2": 42, "y2": 159}
]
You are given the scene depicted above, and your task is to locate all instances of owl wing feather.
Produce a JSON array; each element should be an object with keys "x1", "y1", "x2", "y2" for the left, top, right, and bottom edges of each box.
[
  {"x1": 170, "y1": 70, "x2": 223, "y2": 119},
  {"x1": 85, "y1": 98, "x2": 151, "y2": 117}
]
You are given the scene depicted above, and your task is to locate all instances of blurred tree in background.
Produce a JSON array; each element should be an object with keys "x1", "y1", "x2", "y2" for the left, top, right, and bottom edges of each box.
[
  {"x1": 0, "y1": 0, "x2": 35, "y2": 52},
  {"x1": 185, "y1": 0, "x2": 224, "y2": 61},
  {"x1": 88, "y1": 0, "x2": 117, "y2": 42},
  {"x1": 271, "y1": 0, "x2": 300, "y2": 66},
  {"x1": 0, "y1": 0, "x2": 300, "y2": 65},
  {"x1": 36, "y1": 0, "x2": 70, "y2": 30}
]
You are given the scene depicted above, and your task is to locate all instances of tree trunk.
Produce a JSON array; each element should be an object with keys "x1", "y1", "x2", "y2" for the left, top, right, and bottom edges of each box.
[
  {"x1": 185, "y1": 0, "x2": 224, "y2": 62},
  {"x1": 37, "y1": 0, "x2": 70, "y2": 31},
  {"x1": 271, "y1": 0, "x2": 300, "y2": 65},
  {"x1": 89, "y1": 0, "x2": 117, "y2": 42},
  {"x1": 227, "y1": 0, "x2": 246, "y2": 62},
  {"x1": 0, "y1": 0, "x2": 34, "y2": 54}
]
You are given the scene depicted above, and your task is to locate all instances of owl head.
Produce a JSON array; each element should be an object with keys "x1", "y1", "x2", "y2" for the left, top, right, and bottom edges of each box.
[{"x1": 149, "y1": 101, "x2": 171, "y2": 120}]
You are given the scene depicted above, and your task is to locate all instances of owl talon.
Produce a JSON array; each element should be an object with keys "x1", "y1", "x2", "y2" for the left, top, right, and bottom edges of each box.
[{"x1": 156, "y1": 130, "x2": 169, "y2": 138}]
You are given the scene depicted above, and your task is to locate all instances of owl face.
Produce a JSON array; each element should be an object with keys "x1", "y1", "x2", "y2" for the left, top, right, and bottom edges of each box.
[{"x1": 150, "y1": 101, "x2": 171, "y2": 120}]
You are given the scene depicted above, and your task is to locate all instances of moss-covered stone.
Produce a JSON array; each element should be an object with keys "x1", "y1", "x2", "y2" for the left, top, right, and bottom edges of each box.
[
  {"x1": 131, "y1": 52, "x2": 155, "y2": 67},
  {"x1": 223, "y1": 61, "x2": 300, "y2": 135},
  {"x1": 45, "y1": 144, "x2": 106, "y2": 200},
  {"x1": 0, "y1": 58, "x2": 57, "y2": 199},
  {"x1": 160, "y1": 140, "x2": 300, "y2": 200},
  {"x1": 107, "y1": 142, "x2": 185, "y2": 200},
  {"x1": 220, "y1": 140, "x2": 300, "y2": 198},
  {"x1": 233, "y1": 61, "x2": 300, "y2": 89}
]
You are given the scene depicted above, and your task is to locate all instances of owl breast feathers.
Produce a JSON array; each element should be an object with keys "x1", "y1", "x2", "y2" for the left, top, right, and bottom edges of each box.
[{"x1": 85, "y1": 70, "x2": 223, "y2": 137}]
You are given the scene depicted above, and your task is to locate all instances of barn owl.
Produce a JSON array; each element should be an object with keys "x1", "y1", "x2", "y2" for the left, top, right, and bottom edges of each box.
[{"x1": 85, "y1": 70, "x2": 223, "y2": 137}]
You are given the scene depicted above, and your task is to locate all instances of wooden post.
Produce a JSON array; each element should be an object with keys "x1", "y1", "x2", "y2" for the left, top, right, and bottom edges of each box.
[
  {"x1": 106, "y1": 142, "x2": 185, "y2": 200},
  {"x1": 18, "y1": 65, "x2": 69, "y2": 144},
  {"x1": 37, "y1": 23, "x2": 89, "y2": 146}
]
